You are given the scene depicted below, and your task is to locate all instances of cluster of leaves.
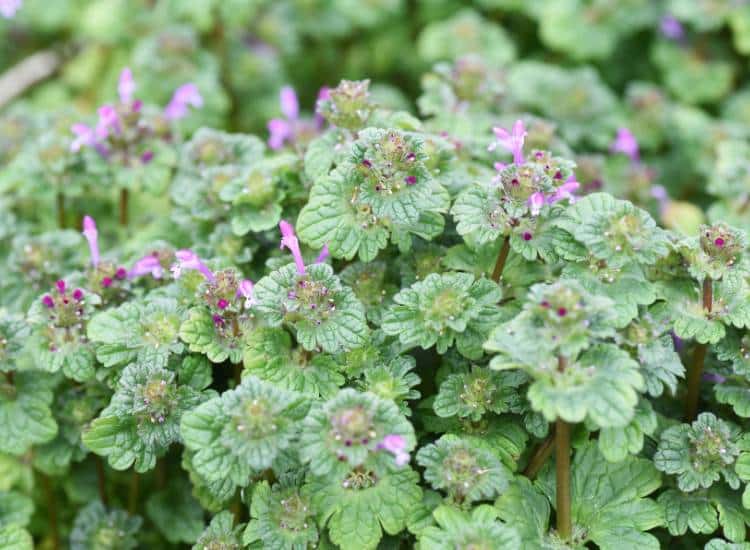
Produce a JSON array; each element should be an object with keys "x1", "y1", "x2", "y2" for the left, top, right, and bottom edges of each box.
[{"x1": 5, "y1": 1, "x2": 750, "y2": 549}]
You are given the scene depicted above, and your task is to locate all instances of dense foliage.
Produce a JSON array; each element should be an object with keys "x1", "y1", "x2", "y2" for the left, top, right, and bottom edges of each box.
[{"x1": 4, "y1": 1, "x2": 750, "y2": 549}]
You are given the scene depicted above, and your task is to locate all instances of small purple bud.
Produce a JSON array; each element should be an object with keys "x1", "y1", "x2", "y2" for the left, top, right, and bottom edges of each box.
[
  {"x1": 115, "y1": 267, "x2": 127, "y2": 279},
  {"x1": 557, "y1": 307, "x2": 567, "y2": 317},
  {"x1": 404, "y1": 175, "x2": 417, "y2": 185},
  {"x1": 101, "y1": 277, "x2": 113, "y2": 288},
  {"x1": 72, "y1": 289, "x2": 84, "y2": 301},
  {"x1": 406, "y1": 152, "x2": 416, "y2": 162},
  {"x1": 362, "y1": 159, "x2": 372, "y2": 168},
  {"x1": 523, "y1": 231, "x2": 533, "y2": 241},
  {"x1": 42, "y1": 295, "x2": 54, "y2": 308},
  {"x1": 217, "y1": 299, "x2": 229, "y2": 310},
  {"x1": 715, "y1": 237, "x2": 726, "y2": 248},
  {"x1": 56, "y1": 280, "x2": 66, "y2": 294},
  {"x1": 212, "y1": 314, "x2": 225, "y2": 327},
  {"x1": 140, "y1": 150, "x2": 154, "y2": 164}
]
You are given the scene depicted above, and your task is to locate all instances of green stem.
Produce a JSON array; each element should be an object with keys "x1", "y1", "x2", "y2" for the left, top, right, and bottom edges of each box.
[
  {"x1": 523, "y1": 429, "x2": 555, "y2": 479},
  {"x1": 95, "y1": 456, "x2": 108, "y2": 507},
  {"x1": 41, "y1": 473, "x2": 59, "y2": 550},
  {"x1": 56, "y1": 192, "x2": 65, "y2": 228},
  {"x1": 491, "y1": 236, "x2": 510, "y2": 283},
  {"x1": 119, "y1": 188, "x2": 129, "y2": 226},
  {"x1": 555, "y1": 356, "x2": 572, "y2": 541},
  {"x1": 685, "y1": 277, "x2": 712, "y2": 422},
  {"x1": 555, "y1": 418, "x2": 572, "y2": 541},
  {"x1": 128, "y1": 470, "x2": 139, "y2": 515}
]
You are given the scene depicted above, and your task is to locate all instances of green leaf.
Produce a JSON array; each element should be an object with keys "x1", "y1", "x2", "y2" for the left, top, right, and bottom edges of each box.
[
  {"x1": 0, "y1": 525, "x2": 33, "y2": 550},
  {"x1": 192, "y1": 511, "x2": 243, "y2": 550},
  {"x1": 527, "y1": 344, "x2": 643, "y2": 427},
  {"x1": 83, "y1": 362, "x2": 206, "y2": 472},
  {"x1": 537, "y1": 442, "x2": 664, "y2": 549},
  {"x1": 0, "y1": 491, "x2": 33, "y2": 528},
  {"x1": 181, "y1": 376, "x2": 308, "y2": 490},
  {"x1": 495, "y1": 478, "x2": 550, "y2": 547},
  {"x1": 597, "y1": 399, "x2": 658, "y2": 462},
  {"x1": 654, "y1": 413, "x2": 741, "y2": 492},
  {"x1": 637, "y1": 335, "x2": 685, "y2": 397},
  {"x1": 659, "y1": 489, "x2": 718, "y2": 537},
  {"x1": 300, "y1": 388, "x2": 416, "y2": 477},
  {"x1": 307, "y1": 466, "x2": 422, "y2": 550},
  {"x1": 556, "y1": 192, "x2": 670, "y2": 268},
  {"x1": 243, "y1": 474, "x2": 319, "y2": 549},
  {"x1": 146, "y1": 479, "x2": 204, "y2": 544},
  {"x1": 416, "y1": 505, "x2": 520, "y2": 550},
  {"x1": 179, "y1": 306, "x2": 245, "y2": 364},
  {"x1": 0, "y1": 372, "x2": 57, "y2": 456},
  {"x1": 433, "y1": 367, "x2": 524, "y2": 422},
  {"x1": 416, "y1": 434, "x2": 511, "y2": 505},
  {"x1": 243, "y1": 327, "x2": 344, "y2": 399},
  {"x1": 70, "y1": 501, "x2": 142, "y2": 550},
  {"x1": 254, "y1": 263, "x2": 369, "y2": 353},
  {"x1": 382, "y1": 272, "x2": 502, "y2": 358}
]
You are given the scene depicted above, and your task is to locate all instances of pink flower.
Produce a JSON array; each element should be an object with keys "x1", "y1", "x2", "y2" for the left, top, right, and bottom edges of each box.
[
  {"x1": 0, "y1": 0, "x2": 21, "y2": 18},
  {"x1": 118, "y1": 68, "x2": 136, "y2": 105},
  {"x1": 164, "y1": 83, "x2": 203, "y2": 121},
  {"x1": 70, "y1": 123, "x2": 97, "y2": 153},
  {"x1": 315, "y1": 245, "x2": 330, "y2": 264},
  {"x1": 82, "y1": 215, "x2": 99, "y2": 267},
  {"x1": 128, "y1": 254, "x2": 163, "y2": 279},
  {"x1": 660, "y1": 15, "x2": 684, "y2": 40},
  {"x1": 96, "y1": 105, "x2": 120, "y2": 138},
  {"x1": 280, "y1": 86, "x2": 299, "y2": 120},
  {"x1": 528, "y1": 192, "x2": 545, "y2": 216},
  {"x1": 268, "y1": 86, "x2": 299, "y2": 150},
  {"x1": 279, "y1": 220, "x2": 306, "y2": 275},
  {"x1": 548, "y1": 176, "x2": 580, "y2": 205},
  {"x1": 171, "y1": 249, "x2": 215, "y2": 282},
  {"x1": 490, "y1": 119, "x2": 527, "y2": 165},
  {"x1": 377, "y1": 434, "x2": 410, "y2": 467},
  {"x1": 611, "y1": 128, "x2": 639, "y2": 163},
  {"x1": 238, "y1": 279, "x2": 256, "y2": 308}
]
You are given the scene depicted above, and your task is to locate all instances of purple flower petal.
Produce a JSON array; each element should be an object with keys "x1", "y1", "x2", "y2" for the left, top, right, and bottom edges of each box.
[
  {"x1": 491, "y1": 119, "x2": 526, "y2": 165},
  {"x1": 279, "y1": 86, "x2": 299, "y2": 120},
  {"x1": 118, "y1": 67, "x2": 136, "y2": 105},
  {"x1": 611, "y1": 127, "x2": 640, "y2": 163},
  {"x1": 164, "y1": 83, "x2": 203, "y2": 121},
  {"x1": 82, "y1": 215, "x2": 99, "y2": 267},
  {"x1": 172, "y1": 249, "x2": 215, "y2": 282},
  {"x1": 279, "y1": 220, "x2": 306, "y2": 275}
]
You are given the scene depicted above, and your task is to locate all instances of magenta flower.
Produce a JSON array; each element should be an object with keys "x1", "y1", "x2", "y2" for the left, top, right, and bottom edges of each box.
[
  {"x1": 171, "y1": 249, "x2": 215, "y2": 282},
  {"x1": 164, "y1": 83, "x2": 203, "y2": 121},
  {"x1": 490, "y1": 119, "x2": 527, "y2": 165},
  {"x1": 268, "y1": 86, "x2": 299, "y2": 150},
  {"x1": 42, "y1": 294, "x2": 54, "y2": 308},
  {"x1": 70, "y1": 124, "x2": 97, "y2": 153},
  {"x1": 528, "y1": 192, "x2": 545, "y2": 216},
  {"x1": 315, "y1": 245, "x2": 330, "y2": 264},
  {"x1": 238, "y1": 279, "x2": 256, "y2": 308},
  {"x1": 128, "y1": 254, "x2": 164, "y2": 279},
  {"x1": 611, "y1": 128, "x2": 640, "y2": 163},
  {"x1": 82, "y1": 215, "x2": 99, "y2": 267},
  {"x1": 279, "y1": 220, "x2": 306, "y2": 275},
  {"x1": 377, "y1": 434, "x2": 410, "y2": 467},
  {"x1": 0, "y1": 0, "x2": 21, "y2": 18},
  {"x1": 660, "y1": 15, "x2": 684, "y2": 40},
  {"x1": 118, "y1": 68, "x2": 136, "y2": 105},
  {"x1": 96, "y1": 105, "x2": 120, "y2": 138},
  {"x1": 548, "y1": 176, "x2": 580, "y2": 205}
]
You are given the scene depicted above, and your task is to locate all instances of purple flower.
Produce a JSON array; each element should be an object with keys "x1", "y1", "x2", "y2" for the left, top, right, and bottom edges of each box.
[
  {"x1": 703, "y1": 372, "x2": 726, "y2": 384},
  {"x1": 42, "y1": 294, "x2": 54, "y2": 308},
  {"x1": 82, "y1": 215, "x2": 99, "y2": 267},
  {"x1": 56, "y1": 280, "x2": 66, "y2": 294},
  {"x1": 528, "y1": 192, "x2": 545, "y2": 216},
  {"x1": 490, "y1": 119, "x2": 527, "y2": 165},
  {"x1": 548, "y1": 176, "x2": 580, "y2": 205},
  {"x1": 611, "y1": 128, "x2": 639, "y2": 163},
  {"x1": 171, "y1": 249, "x2": 215, "y2": 282},
  {"x1": 118, "y1": 67, "x2": 136, "y2": 105},
  {"x1": 96, "y1": 105, "x2": 120, "y2": 138},
  {"x1": 70, "y1": 123, "x2": 97, "y2": 153},
  {"x1": 279, "y1": 220, "x2": 306, "y2": 275},
  {"x1": 164, "y1": 83, "x2": 203, "y2": 121},
  {"x1": 140, "y1": 150, "x2": 154, "y2": 164},
  {"x1": 238, "y1": 279, "x2": 256, "y2": 308},
  {"x1": 268, "y1": 86, "x2": 299, "y2": 150},
  {"x1": 377, "y1": 434, "x2": 410, "y2": 467},
  {"x1": 315, "y1": 245, "x2": 330, "y2": 264},
  {"x1": 660, "y1": 15, "x2": 684, "y2": 40},
  {"x1": 0, "y1": 0, "x2": 21, "y2": 18},
  {"x1": 72, "y1": 288, "x2": 84, "y2": 301},
  {"x1": 129, "y1": 254, "x2": 164, "y2": 279}
]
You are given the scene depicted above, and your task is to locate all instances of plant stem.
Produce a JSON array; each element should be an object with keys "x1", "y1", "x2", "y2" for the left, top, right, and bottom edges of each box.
[
  {"x1": 56, "y1": 192, "x2": 65, "y2": 228},
  {"x1": 491, "y1": 236, "x2": 511, "y2": 283},
  {"x1": 41, "y1": 473, "x2": 59, "y2": 550},
  {"x1": 523, "y1": 429, "x2": 555, "y2": 479},
  {"x1": 155, "y1": 458, "x2": 166, "y2": 490},
  {"x1": 555, "y1": 355, "x2": 572, "y2": 541},
  {"x1": 119, "y1": 188, "x2": 129, "y2": 226},
  {"x1": 95, "y1": 456, "x2": 108, "y2": 507},
  {"x1": 128, "y1": 470, "x2": 139, "y2": 514},
  {"x1": 555, "y1": 418, "x2": 572, "y2": 541},
  {"x1": 685, "y1": 276, "x2": 713, "y2": 421}
]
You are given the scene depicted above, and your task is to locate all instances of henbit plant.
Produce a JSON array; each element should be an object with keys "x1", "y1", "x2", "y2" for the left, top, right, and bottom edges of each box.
[{"x1": 7, "y1": 2, "x2": 750, "y2": 548}]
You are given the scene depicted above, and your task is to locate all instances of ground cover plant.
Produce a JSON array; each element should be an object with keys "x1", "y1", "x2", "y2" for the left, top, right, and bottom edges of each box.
[{"x1": 4, "y1": 1, "x2": 750, "y2": 548}]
